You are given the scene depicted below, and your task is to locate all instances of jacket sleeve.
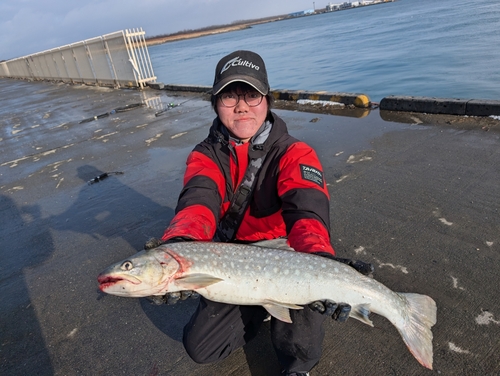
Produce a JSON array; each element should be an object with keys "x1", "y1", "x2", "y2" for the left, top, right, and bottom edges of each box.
[
  {"x1": 161, "y1": 150, "x2": 226, "y2": 241},
  {"x1": 278, "y1": 142, "x2": 335, "y2": 255}
]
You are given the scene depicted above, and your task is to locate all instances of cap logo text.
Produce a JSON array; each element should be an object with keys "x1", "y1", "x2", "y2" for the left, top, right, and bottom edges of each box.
[{"x1": 221, "y1": 56, "x2": 260, "y2": 74}]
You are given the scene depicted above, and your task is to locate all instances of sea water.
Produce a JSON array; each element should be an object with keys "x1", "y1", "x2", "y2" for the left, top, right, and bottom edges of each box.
[{"x1": 149, "y1": 0, "x2": 500, "y2": 102}]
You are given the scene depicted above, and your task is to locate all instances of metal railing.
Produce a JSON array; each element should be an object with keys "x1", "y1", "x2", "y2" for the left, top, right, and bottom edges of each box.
[{"x1": 0, "y1": 28, "x2": 156, "y2": 89}]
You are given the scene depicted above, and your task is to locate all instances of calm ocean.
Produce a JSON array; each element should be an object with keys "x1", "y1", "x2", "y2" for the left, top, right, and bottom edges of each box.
[{"x1": 149, "y1": 0, "x2": 500, "y2": 102}]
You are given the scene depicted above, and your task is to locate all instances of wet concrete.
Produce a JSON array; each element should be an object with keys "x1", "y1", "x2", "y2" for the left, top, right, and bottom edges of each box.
[{"x1": 1, "y1": 78, "x2": 499, "y2": 376}]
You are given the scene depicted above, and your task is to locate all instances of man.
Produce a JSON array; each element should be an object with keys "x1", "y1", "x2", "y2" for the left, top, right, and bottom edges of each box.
[{"x1": 155, "y1": 50, "x2": 373, "y2": 376}]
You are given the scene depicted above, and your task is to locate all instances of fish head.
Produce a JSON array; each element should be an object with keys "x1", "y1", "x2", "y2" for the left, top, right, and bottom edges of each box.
[{"x1": 97, "y1": 248, "x2": 180, "y2": 297}]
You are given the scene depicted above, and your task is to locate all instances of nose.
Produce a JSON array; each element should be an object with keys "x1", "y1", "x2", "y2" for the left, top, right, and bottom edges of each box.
[{"x1": 234, "y1": 94, "x2": 249, "y2": 111}]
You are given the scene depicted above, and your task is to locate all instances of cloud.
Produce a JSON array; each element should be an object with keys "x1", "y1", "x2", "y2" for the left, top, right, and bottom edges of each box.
[{"x1": 1, "y1": 0, "x2": 312, "y2": 60}]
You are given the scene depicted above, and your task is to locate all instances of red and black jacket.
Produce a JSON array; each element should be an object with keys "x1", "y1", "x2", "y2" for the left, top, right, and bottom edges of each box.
[{"x1": 162, "y1": 112, "x2": 335, "y2": 255}]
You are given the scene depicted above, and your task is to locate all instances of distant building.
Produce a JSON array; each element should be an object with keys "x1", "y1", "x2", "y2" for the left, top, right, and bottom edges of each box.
[
  {"x1": 325, "y1": 0, "x2": 393, "y2": 12},
  {"x1": 326, "y1": 2, "x2": 353, "y2": 11},
  {"x1": 289, "y1": 9, "x2": 315, "y2": 17}
]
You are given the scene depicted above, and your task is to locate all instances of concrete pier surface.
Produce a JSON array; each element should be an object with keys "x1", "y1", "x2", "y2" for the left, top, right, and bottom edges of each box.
[{"x1": 1, "y1": 78, "x2": 499, "y2": 376}]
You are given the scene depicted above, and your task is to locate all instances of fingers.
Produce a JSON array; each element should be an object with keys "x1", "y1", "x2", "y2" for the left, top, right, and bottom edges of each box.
[
  {"x1": 309, "y1": 300, "x2": 351, "y2": 322},
  {"x1": 333, "y1": 303, "x2": 351, "y2": 322},
  {"x1": 144, "y1": 237, "x2": 163, "y2": 250}
]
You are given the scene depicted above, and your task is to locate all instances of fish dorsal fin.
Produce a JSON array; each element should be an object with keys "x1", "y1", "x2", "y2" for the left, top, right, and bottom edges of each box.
[
  {"x1": 251, "y1": 238, "x2": 294, "y2": 251},
  {"x1": 350, "y1": 304, "x2": 374, "y2": 327},
  {"x1": 262, "y1": 299, "x2": 304, "y2": 324},
  {"x1": 175, "y1": 274, "x2": 223, "y2": 290}
]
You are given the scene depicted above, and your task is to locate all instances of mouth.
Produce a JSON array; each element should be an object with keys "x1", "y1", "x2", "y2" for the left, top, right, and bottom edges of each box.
[{"x1": 97, "y1": 274, "x2": 141, "y2": 291}]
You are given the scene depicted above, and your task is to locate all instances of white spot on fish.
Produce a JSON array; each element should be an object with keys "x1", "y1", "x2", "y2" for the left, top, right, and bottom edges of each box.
[
  {"x1": 486, "y1": 241, "x2": 493, "y2": 247},
  {"x1": 448, "y1": 342, "x2": 471, "y2": 354},
  {"x1": 475, "y1": 311, "x2": 500, "y2": 325},
  {"x1": 273, "y1": 267, "x2": 279, "y2": 273}
]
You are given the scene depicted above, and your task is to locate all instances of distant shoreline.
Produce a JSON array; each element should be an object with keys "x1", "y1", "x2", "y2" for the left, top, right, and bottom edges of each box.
[{"x1": 145, "y1": 16, "x2": 284, "y2": 46}]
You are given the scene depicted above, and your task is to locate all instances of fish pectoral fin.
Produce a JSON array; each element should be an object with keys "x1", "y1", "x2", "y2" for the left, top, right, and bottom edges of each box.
[
  {"x1": 350, "y1": 304, "x2": 374, "y2": 327},
  {"x1": 262, "y1": 300, "x2": 304, "y2": 324},
  {"x1": 174, "y1": 273, "x2": 223, "y2": 290}
]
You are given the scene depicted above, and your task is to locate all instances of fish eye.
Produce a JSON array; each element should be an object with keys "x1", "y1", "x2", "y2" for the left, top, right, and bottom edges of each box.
[{"x1": 121, "y1": 261, "x2": 133, "y2": 271}]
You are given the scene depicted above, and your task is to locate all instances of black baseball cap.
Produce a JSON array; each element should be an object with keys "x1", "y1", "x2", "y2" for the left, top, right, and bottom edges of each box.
[{"x1": 212, "y1": 50, "x2": 270, "y2": 95}]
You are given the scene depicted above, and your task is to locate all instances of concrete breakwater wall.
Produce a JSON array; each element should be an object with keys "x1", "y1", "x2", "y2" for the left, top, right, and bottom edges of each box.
[
  {"x1": 159, "y1": 83, "x2": 500, "y2": 117},
  {"x1": 380, "y1": 95, "x2": 500, "y2": 117},
  {"x1": 160, "y1": 84, "x2": 371, "y2": 108}
]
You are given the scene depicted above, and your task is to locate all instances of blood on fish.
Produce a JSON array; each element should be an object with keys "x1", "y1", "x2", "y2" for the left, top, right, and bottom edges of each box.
[{"x1": 164, "y1": 249, "x2": 194, "y2": 277}]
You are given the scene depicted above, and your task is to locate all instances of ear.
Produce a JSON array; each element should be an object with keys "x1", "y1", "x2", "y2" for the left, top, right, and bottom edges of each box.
[{"x1": 211, "y1": 94, "x2": 219, "y2": 115}]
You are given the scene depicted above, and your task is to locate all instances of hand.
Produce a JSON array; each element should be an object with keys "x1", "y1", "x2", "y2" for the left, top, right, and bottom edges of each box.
[
  {"x1": 148, "y1": 291, "x2": 200, "y2": 305},
  {"x1": 314, "y1": 252, "x2": 375, "y2": 277},
  {"x1": 307, "y1": 252, "x2": 373, "y2": 322},
  {"x1": 309, "y1": 300, "x2": 351, "y2": 322},
  {"x1": 144, "y1": 237, "x2": 163, "y2": 250},
  {"x1": 145, "y1": 237, "x2": 196, "y2": 305}
]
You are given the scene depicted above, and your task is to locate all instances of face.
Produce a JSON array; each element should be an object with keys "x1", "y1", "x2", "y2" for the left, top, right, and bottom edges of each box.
[{"x1": 216, "y1": 83, "x2": 269, "y2": 143}]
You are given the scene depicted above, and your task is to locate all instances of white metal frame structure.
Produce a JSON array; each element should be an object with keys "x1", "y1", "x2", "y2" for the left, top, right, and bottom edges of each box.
[{"x1": 0, "y1": 28, "x2": 156, "y2": 89}]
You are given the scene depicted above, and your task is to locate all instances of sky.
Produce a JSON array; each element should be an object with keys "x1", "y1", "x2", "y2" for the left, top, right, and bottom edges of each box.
[{"x1": 0, "y1": 0, "x2": 316, "y2": 61}]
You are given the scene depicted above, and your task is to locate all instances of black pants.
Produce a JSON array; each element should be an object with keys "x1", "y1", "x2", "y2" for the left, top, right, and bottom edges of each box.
[{"x1": 183, "y1": 297, "x2": 328, "y2": 373}]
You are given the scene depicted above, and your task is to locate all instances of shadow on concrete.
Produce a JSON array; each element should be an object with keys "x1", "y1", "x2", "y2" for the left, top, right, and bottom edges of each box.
[
  {"x1": 50, "y1": 165, "x2": 175, "y2": 250},
  {"x1": 0, "y1": 195, "x2": 55, "y2": 375},
  {"x1": 2, "y1": 164, "x2": 178, "y2": 374}
]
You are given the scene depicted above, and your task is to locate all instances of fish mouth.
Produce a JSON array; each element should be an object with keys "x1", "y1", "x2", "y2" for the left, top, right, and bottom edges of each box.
[{"x1": 97, "y1": 274, "x2": 141, "y2": 291}]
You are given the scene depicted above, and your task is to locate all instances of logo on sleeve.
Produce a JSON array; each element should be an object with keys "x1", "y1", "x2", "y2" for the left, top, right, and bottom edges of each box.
[{"x1": 300, "y1": 164, "x2": 324, "y2": 187}]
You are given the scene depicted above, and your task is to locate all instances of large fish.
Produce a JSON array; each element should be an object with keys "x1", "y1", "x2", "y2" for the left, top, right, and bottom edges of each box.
[{"x1": 98, "y1": 241, "x2": 437, "y2": 369}]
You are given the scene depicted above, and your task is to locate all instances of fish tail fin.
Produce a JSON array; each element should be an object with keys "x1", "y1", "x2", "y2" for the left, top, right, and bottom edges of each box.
[{"x1": 396, "y1": 293, "x2": 437, "y2": 370}]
